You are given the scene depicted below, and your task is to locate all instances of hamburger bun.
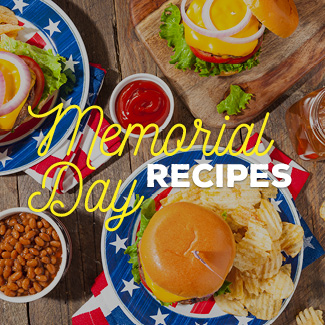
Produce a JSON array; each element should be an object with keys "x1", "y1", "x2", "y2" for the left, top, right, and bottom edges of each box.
[
  {"x1": 243, "y1": 0, "x2": 299, "y2": 38},
  {"x1": 139, "y1": 202, "x2": 236, "y2": 299}
]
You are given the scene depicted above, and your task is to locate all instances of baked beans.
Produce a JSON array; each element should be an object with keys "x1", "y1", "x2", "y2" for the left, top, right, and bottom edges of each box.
[{"x1": 0, "y1": 213, "x2": 62, "y2": 297}]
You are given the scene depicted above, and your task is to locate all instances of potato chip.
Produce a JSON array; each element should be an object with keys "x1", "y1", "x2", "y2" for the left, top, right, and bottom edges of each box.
[
  {"x1": 280, "y1": 222, "x2": 304, "y2": 258},
  {"x1": 0, "y1": 6, "x2": 18, "y2": 25},
  {"x1": 259, "y1": 183, "x2": 278, "y2": 199},
  {"x1": 256, "y1": 199, "x2": 282, "y2": 241},
  {"x1": 296, "y1": 307, "x2": 324, "y2": 325},
  {"x1": 214, "y1": 294, "x2": 248, "y2": 317},
  {"x1": 0, "y1": 24, "x2": 23, "y2": 35},
  {"x1": 320, "y1": 201, "x2": 325, "y2": 222},
  {"x1": 242, "y1": 241, "x2": 282, "y2": 279},
  {"x1": 225, "y1": 268, "x2": 245, "y2": 300},
  {"x1": 242, "y1": 275, "x2": 263, "y2": 295},
  {"x1": 234, "y1": 220, "x2": 271, "y2": 272},
  {"x1": 260, "y1": 265, "x2": 294, "y2": 299},
  {"x1": 243, "y1": 291, "x2": 282, "y2": 320},
  {"x1": 228, "y1": 206, "x2": 259, "y2": 228},
  {"x1": 160, "y1": 187, "x2": 201, "y2": 207}
]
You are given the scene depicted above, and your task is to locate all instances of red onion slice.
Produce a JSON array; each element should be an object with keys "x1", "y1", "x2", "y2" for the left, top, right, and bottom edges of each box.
[
  {"x1": 202, "y1": 0, "x2": 252, "y2": 37},
  {"x1": 0, "y1": 71, "x2": 5, "y2": 109},
  {"x1": 0, "y1": 52, "x2": 31, "y2": 117},
  {"x1": 181, "y1": 0, "x2": 251, "y2": 38}
]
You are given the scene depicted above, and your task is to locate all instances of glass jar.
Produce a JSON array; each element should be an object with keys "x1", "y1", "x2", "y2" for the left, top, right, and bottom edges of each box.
[{"x1": 285, "y1": 88, "x2": 325, "y2": 161}]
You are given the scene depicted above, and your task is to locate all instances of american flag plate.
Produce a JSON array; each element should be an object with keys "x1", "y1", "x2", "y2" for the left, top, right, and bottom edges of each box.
[
  {"x1": 101, "y1": 147, "x2": 303, "y2": 325},
  {"x1": 0, "y1": 0, "x2": 89, "y2": 175}
]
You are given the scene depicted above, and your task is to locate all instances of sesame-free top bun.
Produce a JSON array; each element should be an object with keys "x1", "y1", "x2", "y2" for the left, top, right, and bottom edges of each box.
[
  {"x1": 243, "y1": 0, "x2": 299, "y2": 38},
  {"x1": 139, "y1": 202, "x2": 236, "y2": 299}
]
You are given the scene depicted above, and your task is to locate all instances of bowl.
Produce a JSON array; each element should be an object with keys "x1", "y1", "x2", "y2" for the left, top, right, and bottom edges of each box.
[
  {"x1": 0, "y1": 208, "x2": 72, "y2": 303},
  {"x1": 109, "y1": 73, "x2": 174, "y2": 138}
]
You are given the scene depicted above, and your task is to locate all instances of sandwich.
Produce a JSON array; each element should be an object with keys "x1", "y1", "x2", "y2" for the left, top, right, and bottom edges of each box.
[
  {"x1": 160, "y1": 0, "x2": 299, "y2": 76},
  {"x1": 125, "y1": 200, "x2": 236, "y2": 305},
  {"x1": 0, "y1": 8, "x2": 68, "y2": 135}
]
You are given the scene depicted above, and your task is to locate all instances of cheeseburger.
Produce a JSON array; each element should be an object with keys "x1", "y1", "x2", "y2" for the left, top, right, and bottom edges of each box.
[
  {"x1": 126, "y1": 201, "x2": 236, "y2": 304},
  {"x1": 0, "y1": 7, "x2": 67, "y2": 135},
  {"x1": 160, "y1": 0, "x2": 299, "y2": 76}
]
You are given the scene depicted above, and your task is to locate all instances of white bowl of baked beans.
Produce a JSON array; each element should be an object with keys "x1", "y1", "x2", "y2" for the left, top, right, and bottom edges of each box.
[{"x1": 0, "y1": 208, "x2": 72, "y2": 303}]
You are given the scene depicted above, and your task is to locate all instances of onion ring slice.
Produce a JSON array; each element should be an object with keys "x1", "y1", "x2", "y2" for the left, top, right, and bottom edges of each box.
[
  {"x1": 0, "y1": 52, "x2": 31, "y2": 117},
  {"x1": 202, "y1": 0, "x2": 252, "y2": 37},
  {"x1": 181, "y1": 0, "x2": 252, "y2": 38},
  {"x1": 0, "y1": 71, "x2": 5, "y2": 109}
]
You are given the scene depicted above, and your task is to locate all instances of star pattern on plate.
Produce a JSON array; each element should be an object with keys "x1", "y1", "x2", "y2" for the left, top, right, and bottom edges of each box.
[
  {"x1": 234, "y1": 316, "x2": 254, "y2": 325},
  {"x1": 32, "y1": 130, "x2": 45, "y2": 148},
  {"x1": 44, "y1": 19, "x2": 61, "y2": 37},
  {"x1": 64, "y1": 55, "x2": 80, "y2": 73},
  {"x1": 121, "y1": 278, "x2": 139, "y2": 297},
  {"x1": 109, "y1": 234, "x2": 127, "y2": 254},
  {"x1": 0, "y1": 149, "x2": 13, "y2": 168},
  {"x1": 123, "y1": 192, "x2": 137, "y2": 208},
  {"x1": 150, "y1": 308, "x2": 169, "y2": 325},
  {"x1": 195, "y1": 322, "x2": 208, "y2": 325},
  {"x1": 61, "y1": 97, "x2": 73, "y2": 109},
  {"x1": 155, "y1": 165, "x2": 171, "y2": 178},
  {"x1": 194, "y1": 154, "x2": 212, "y2": 165},
  {"x1": 12, "y1": 0, "x2": 29, "y2": 14},
  {"x1": 271, "y1": 198, "x2": 283, "y2": 213},
  {"x1": 304, "y1": 236, "x2": 315, "y2": 250}
]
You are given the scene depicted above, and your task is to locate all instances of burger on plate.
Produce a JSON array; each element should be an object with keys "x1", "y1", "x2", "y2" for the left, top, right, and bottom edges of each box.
[
  {"x1": 160, "y1": 0, "x2": 299, "y2": 76},
  {"x1": 0, "y1": 12, "x2": 68, "y2": 135},
  {"x1": 126, "y1": 201, "x2": 236, "y2": 305}
]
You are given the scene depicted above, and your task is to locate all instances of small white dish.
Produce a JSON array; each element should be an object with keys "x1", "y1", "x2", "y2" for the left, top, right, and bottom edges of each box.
[
  {"x1": 0, "y1": 208, "x2": 72, "y2": 303},
  {"x1": 109, "y1": 73, "x2": 174, "y2": 138}
]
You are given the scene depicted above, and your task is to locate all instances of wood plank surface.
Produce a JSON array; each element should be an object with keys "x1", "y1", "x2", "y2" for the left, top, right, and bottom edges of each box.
[
  {"x1": 130, "y1": 0, "x2": 325, "y2": 128},
  {"x1": 1, "y1": 0, "x2": 324, "y2": 324}
]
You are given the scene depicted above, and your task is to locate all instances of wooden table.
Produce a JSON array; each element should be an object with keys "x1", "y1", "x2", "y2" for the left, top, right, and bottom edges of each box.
[{"x1": 1, "y1": 0, "x2": 324, "y2": 324}]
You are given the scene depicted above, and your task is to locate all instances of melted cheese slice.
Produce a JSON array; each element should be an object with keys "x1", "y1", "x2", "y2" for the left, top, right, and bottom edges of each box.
[
  {"x1": 0, "y1": 57, "x2": 35, "y2": 130},
  {"x1": 142, "y1": 263, "x2": 188, "y2": 303},
  {"x1": 184, "y1": 0, "x2": 259, "y2": 57}
]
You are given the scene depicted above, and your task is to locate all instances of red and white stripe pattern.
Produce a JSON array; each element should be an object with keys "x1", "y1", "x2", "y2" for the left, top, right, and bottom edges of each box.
[{"x1": 72, "y1": 135, "x2": 310, "y2": 324}]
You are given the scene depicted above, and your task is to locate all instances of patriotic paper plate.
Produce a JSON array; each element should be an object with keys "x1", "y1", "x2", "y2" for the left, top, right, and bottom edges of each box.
[
  {"x1": 101, "y1": 147, "x2": 303, "y2": 325},
  {"x1": 0, "y1": 0, "x2": 89, "y2": 175}
]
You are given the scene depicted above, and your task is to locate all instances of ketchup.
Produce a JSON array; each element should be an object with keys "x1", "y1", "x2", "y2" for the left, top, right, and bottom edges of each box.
[{"x1": 116, "y1": 80, "x2": 170, "y2": 134}]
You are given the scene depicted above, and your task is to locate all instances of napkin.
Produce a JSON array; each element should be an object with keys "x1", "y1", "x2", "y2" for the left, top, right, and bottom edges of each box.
[
  {"x1": 25, "y1": 64, "x2": 121, "y2": 194},
  {"x1": 72, "y1": 136, "x2": 325, "y2": 325}
]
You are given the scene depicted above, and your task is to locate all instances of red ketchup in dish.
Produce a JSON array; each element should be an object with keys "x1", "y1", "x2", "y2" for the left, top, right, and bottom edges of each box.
[{"x1": 115, "y1": 80, "x2": 170, "y2": 134}]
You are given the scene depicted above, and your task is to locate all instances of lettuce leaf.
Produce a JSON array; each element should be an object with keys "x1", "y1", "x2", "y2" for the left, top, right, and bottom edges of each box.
[
  {"x1": 124, "y1": 196, "x2": 156, "y2": 284},
  {"x1": 0, "y1": 34, "x2": 67, "y2": 103},
  {"x1": 214, "y1": 280, "x2": 232, "y2": 296},
  {"x1": 160, "y1": 4, "x2": 260, "y2": 77},
  {"x1": 217, "y1": 85, "x2": 253, "y2": 115}
]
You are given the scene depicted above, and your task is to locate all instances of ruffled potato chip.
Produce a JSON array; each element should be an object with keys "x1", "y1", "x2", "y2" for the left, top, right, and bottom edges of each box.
[
  {"x1": 260, "y1": 265, "x2": 294, "y2": 299},
  {"x1": 234, "y1": 220, "x2": 272, "y2": 272},
  {"x1": 280, "y1": 222, "x2": 304, "y2": 258},
  {"x1": 259, "y1": 183, "x2": 278, "y2": 199},
  {"x1": 228, "y1": 206, "x2": 259, "y2": 228},
  {"x1": 242, "y1": 275, "x2": 263, "y2": 295},
  {"x1": 0, "y1": 6, "x2": 18, "y2": 25},
  {"x1": 214, "y1": 294, "x2": 248, "y2": 317},
  {"x1": 257, "y1": 199, "x2": 283, "y2": 241},
  {"x1": 242, "y1": 241, "x2": 282, "y2": 279},
  {"x1": 296, "y1": 307, "x2": 324, "y2": 325},
  {"x1": 0, "y1": 6, "x2": 23, "y2": 37},
  {"x1": 243, "y1": 291, "x2": 282, "y2": 320},
  {"x1": 225, "y1": 268, "x2": 245, "y2": 300}
]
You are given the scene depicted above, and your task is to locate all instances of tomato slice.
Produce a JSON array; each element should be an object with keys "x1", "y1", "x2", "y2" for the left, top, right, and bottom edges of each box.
[
  {"x1": 19, "y1": 55, "x2": 45, "y2": 109},
  {"x1": 190, "y1": 39, "x2": 262, "y2": 65},
  {"x1": 190, "y1": 47, "x2": 231, "y2": 63}
]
